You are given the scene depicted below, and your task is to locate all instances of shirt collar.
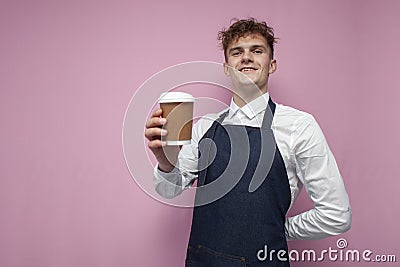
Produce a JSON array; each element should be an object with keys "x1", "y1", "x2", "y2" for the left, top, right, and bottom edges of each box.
[{"x1": 228, "y1": 92, "x2": 270, "y2": 119}]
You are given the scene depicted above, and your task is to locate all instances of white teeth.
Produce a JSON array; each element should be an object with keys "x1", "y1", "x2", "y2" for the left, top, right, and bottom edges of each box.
[{"x1": 240, "y1": 68, "x2": 255, "y2": 72}]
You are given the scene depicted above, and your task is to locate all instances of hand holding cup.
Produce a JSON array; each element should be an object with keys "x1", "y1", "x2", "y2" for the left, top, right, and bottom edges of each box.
[{"x1": 145, "y1": 92, "x2": 195, "y2": 172}]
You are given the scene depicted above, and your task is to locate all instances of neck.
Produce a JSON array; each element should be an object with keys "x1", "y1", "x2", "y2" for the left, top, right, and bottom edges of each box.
[{"x1": 232, "y1": 87, "x2": 267, "y2": 108}]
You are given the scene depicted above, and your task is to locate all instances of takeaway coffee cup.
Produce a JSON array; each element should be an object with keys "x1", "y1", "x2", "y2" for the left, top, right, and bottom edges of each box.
[{"x1": 158, "y1": 92, "x2": 195, "y2": 145}]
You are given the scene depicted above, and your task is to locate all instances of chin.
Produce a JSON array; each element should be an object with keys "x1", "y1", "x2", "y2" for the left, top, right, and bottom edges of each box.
[{"x1": 239, "y1": 77, "x2": 257, "y2": 86}]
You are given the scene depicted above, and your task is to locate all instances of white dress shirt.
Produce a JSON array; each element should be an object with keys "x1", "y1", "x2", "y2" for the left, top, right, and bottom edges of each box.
[{"x1": 154, "y1": 93, "x2": 352, "y2": 240}]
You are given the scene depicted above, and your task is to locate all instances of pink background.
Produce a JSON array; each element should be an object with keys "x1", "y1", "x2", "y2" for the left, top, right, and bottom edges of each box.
[{"x1": 1, "y1": 0, "x2": 399, "y2": 266}]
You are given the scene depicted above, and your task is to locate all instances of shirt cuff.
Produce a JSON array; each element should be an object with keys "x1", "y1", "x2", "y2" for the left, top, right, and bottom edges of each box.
[{"x1": 154, "y1": 164, "x2": 181, "y2": 183}]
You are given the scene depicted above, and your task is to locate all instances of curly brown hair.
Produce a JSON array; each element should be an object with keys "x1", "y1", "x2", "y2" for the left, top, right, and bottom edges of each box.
[{"x1": 218, "y1": 18, "x2": 277, "y2": 61}]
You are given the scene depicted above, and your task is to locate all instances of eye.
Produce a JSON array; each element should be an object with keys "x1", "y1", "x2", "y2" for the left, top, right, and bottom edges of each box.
[
  {"x1": 253, "y1": 50, "x2": 263, "y2": 54},
  {"x1": 231, "y1": 51, "x2": 241, "y2": 56}
]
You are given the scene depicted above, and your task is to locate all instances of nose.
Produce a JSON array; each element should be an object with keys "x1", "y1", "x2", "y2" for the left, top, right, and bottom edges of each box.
[{"x1": 241, "y1": 50, "x2": 253, "y2": 63}]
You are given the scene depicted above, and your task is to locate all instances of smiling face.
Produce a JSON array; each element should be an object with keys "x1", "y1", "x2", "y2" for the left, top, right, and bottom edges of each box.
[{"x1": 224, "y1": 34, "x2": 277, "y2": 96}]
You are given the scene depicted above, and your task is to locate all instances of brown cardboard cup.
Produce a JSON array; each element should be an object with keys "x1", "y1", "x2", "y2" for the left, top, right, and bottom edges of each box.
[{"x1": 158, "y1": 92, "x2": 195, "y2": 145}]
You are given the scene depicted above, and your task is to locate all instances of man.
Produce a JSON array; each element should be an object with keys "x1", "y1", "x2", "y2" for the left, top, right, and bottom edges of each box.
[{"x1": 145, "y1": 18, "x2": 351, "y2": 266}]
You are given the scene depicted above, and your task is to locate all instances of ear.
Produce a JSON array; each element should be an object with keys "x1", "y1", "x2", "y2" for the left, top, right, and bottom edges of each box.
[
  {"x1": 223, "y1": 62, "x2": 231, "y2": 76},
  {"x1": 268, "y1": 59, "x2": 277, "y2": 74}
]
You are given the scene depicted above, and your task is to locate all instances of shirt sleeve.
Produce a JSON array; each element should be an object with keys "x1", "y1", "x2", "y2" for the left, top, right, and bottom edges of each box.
[
  {"x1": 153, "y1": 116, "x2": 206, "y2": 199},
  {"x1": 285, "y1": 115, "x2": 352, "y2": 240},
  {"x1": 153, "y1": 145, "x2": 198, "y2": 199}
]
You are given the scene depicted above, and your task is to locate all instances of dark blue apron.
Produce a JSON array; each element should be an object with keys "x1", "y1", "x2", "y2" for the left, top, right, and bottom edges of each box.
[{"x1": 185, "y1": 99, "x2": 291, "y2": 266}]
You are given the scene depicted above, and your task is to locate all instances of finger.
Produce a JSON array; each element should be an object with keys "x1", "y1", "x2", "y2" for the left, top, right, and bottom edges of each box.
[
  {"x1": 145, "y1": 117, "x2": 166, "y2": 129},
  {"x1": 144, "y1": 128, "x2": 168, "y2": 140},
  {"x1": 152, "y1": 108, "x2": 163, "y2": 117},
  {"x1": 147, "y1": 139, "x2": 167, "y2": 149}
]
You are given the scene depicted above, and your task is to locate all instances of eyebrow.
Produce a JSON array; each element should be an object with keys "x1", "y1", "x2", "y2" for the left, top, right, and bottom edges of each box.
[{"x1": 228, "y1": 45, "x2": 267, "y2": 54}]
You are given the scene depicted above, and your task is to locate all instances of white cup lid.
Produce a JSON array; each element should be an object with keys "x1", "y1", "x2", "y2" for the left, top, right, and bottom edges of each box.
[{"x1": 158, "y1": 92, "x2": 195, "y2": 103}]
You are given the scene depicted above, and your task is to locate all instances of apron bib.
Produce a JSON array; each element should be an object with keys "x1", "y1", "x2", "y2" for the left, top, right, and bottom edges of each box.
[{"x1": 186, "y1": 99, "x2": 291, "y2": 266}]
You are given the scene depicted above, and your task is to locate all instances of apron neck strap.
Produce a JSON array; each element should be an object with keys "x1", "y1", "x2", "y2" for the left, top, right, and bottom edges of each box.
[{"x1": 261, "y1": 98, "x2": 276, "y2": 129}]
